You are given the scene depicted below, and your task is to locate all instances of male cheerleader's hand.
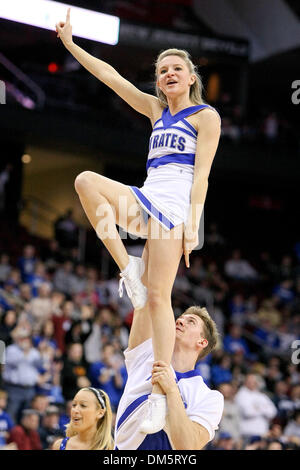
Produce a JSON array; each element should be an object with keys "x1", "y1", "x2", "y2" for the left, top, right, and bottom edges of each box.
[
  {"x1": 151, "y1": 361, "x2": 178, "y2": 395},
  {"x1": 183, "y1": 225, "x2": 199, "y2": 268},
  {"x1": 56, "y1": 7, "x2": 73, "y2": 48}
]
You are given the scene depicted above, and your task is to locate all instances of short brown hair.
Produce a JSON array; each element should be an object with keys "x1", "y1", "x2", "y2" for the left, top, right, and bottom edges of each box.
[{"x1": 180, "y1": 306, "x2": 219, "y2": 360}]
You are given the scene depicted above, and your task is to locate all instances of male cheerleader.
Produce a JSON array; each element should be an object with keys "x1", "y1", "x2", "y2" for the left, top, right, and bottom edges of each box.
[{"x1": 114, "y1": 275, "x2": 224, "y2": 450}]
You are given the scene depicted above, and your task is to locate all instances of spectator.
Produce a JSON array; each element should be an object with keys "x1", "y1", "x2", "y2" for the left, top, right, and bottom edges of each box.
[
  {"x1": 212, "y1": 431, "x2": 235, "y2": 450},
  {"x1": 228, "y1": 293, "x2": 246, "y2": 325},
  {"x1": 0, "y1": 389, "x2": 14, "y2": 446},
  {"x1": 76, "y1": 279, "x2": 100, "y2": 308},
  {"x1": 263, "y1": 112, "x2": 279, "y2": 144},
  {"x1": 8, "y1": 409, "x2": 42, "y2": 450},
  {"x1": 2, "y1": 329, "x2": 46, "y2": 423},
  {"x1": 210, "y1": 290, "x2": 226, "y2": 339},
  {"x1": 284, "y1": 410, "x2": 300, "y2": 439},
  {"x1": 38, "y1": 405, "x2": 64, "y2": 449},
  {"x1": 17, "y1": 245, "x2": 37, "y2": 283},
  {"x1": 218, "y1": 383, "x2": 241, "y2": 441},
  {"x1": 235, "y1": 374, "x2": 277, "y2": 440},
  {"x1": 50, "y1": 290, "x2": 65, "y2": 317},
  {"x1": 58, "y1": 400, "x2": 72, "y2": 434},
  {"x1": 206, "y1": 262, "x2": 225, "y2": 290},
  {"x1": 54, "y1": 209, "x2": 79, "y2": 250},
  {"x1": 83, "y1": 308, "x2": 107, "y2": 364},
  {"x1": 272, "y1": 280, "x2": 295, "y2": 305},
  {"x1": 272, "y1": 381, "x2": 292, "y2": 424},
  {"x1": 0, "y1": 280, "x2": 18, "y2": 311},
  {"x1": 18, "y1": 283, "x2": 33, "y2": 309},
  {"x1": 47, "y1": 357, "x2": 65, "y2": 405},
  {"x1": 224, "y1": 249, "x2": 258, "y2": 281},
  {"x1": 205, "y1": 222, "x2": 225, "y2": 251},
  {"x1": 112, "y1": 315, "x2": 129, "y2": 351},
  {"x1": 26, "y1": 262, "x2": 51, "y2": 298},
  {"x1": 278, "y1": 255, "x2": 295, "y2": 282},
  {"x1": 264, "y1": 357, "x2": 283, "y2": 394},
  {"x1": 0, "y1": 164, "x2": 12, "y2": 213},
  {"x1": 193, "y1": 279, "x2": 214, "y2": 311},
  {"x1": 266, "y1": 422, "x2": 284, "y2": 442},
  {"x1": 289, "y1": 384, "x2": 300, "y2": 415},
  {"x1": 70, "y1": 264, "x2": 87, "y2": 295},
  {"x1": 266, "y1": 439, "x2": 284, "y2": 450},
  {"x1": 61, "y1": 343, "x2": 90, "y2": 401},
  {"x1": 65, "y1": 318, "x2": 92, "y2": 349},
  {"x1": 31, "y1": 394, "x2": 50, "y2": 422},
  {"x1": 186, "y1": 257, "x2": 207, "y2": 285},
  {"x1": 33, "y1": 319, "x2": 58, "y2": 352},
  {"x1": 257, "y1": 251, "x2": 278, "y2": 283},
  {"x1": 223, "y1": 324, "x2": 250, "y2": 357},
  {"x1": 0, "y1": 253, "x2": 11, "y2": 283},
  {"x1": 255, "y1": 298, "x2": 281, "y2": 328},
  {"x1": 41, "y1": 239, "x2": 64, "y2": 270},
  {"x1": 244, "y1": 294, "x2": 258, "y2": 315},
  {"x1": 243, "y1": 435, "x2": 268, "y2": 450},
  {"x1": 230, "y1": 350, "x2": 248, "y2": 387},
  {"x1": 252, "y1": 318, "x2": 280, "y2": 352},
  {"x1": 53, "y1": 261, "x2": 75, "y2": 296},
  {"x1": 52, "y1": 300, "x2": 74, "y2": 354},
  {"x1": 28, "y1": 283, "x2": 53, "y2": 334},
  {"x1": 211, "y1": 355, "x2": 233, "y2": 387},
  {"x1": 89, "y1": 343, "x2": 127, "y2": 412},
  {"x1": 101, "y1": 273, "x2": 133, "y2": 320},
  {"x1": 0, "y1": 310, "x2": 17, "y2": 346}
]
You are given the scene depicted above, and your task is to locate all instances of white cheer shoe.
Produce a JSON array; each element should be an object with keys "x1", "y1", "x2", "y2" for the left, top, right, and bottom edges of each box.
[{"x1": 119, "y1": 255, "x2": 147, "y2": 310}]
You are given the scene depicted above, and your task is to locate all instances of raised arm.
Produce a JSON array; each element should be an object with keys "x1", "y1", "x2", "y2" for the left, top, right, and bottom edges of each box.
[{"x1": 56, "y1": 8, "x2": 160, "y2": 119}]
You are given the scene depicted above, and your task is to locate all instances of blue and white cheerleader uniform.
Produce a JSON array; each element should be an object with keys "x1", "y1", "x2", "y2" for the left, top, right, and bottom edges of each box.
[{"x1": 129, "y1": 104, "x2": 220, "y2": 236}]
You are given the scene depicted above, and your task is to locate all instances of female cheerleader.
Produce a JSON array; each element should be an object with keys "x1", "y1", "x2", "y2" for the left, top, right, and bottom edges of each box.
[
  {"x1": 56, "y1": 8, "x2": 221, "y2": 434},
  {"x1": 52, "y1": 387, "x2": 113, "y2": 450}
]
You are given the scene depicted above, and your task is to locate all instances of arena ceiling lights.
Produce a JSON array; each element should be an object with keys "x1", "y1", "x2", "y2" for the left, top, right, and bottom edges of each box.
[{"x1": 0, "y1": 0, "x2": 120, "y2": 45}]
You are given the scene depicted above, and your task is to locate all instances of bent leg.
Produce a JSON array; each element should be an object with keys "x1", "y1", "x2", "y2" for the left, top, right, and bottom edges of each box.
[{"x1": 74, "y1": 170, "x2": 144, "y2": 270}]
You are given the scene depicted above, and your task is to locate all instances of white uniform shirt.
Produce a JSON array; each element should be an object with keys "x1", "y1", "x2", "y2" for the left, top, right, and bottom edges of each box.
[{"x1": 114, "y1": 339, "x2": 224, "y2": 450}]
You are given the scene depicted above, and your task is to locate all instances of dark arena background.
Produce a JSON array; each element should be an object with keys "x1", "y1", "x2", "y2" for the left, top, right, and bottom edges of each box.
[{"x1": 0, "y1": 0, "x2": 300, "y2": 453}]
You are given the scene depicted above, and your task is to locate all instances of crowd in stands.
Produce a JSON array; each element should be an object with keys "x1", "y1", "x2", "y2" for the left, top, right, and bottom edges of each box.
[{"x1": 0, "y1": 221, "x2": 300, "y2": 450}]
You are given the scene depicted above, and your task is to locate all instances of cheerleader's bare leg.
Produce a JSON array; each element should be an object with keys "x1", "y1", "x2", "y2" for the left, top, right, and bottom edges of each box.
[
  {"x1": 74, "y1": 170, "x2": 147, "y2": 309},
  {"x1": 140, "y1": 218, "x2": 183, "y2": 434}
]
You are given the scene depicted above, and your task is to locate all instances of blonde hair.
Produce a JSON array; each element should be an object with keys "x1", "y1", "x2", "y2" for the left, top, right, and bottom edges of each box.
[
  {"x1": 65, "y1": 388, "x2": 114, "y2": 450},
  {"x1": 180, "y1": 306, "x2": 219, "y2": 360},
  {"x1": 155, "y1": 48, "x2": 205, "y2": 108}
]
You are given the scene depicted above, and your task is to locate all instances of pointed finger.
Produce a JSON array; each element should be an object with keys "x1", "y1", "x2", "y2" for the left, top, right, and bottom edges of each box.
[{"x1": 66, "y1": 7, "x2": 71, "y2": 22}]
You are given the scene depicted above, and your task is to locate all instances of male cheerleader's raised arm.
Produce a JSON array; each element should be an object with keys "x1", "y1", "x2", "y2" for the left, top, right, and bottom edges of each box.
[{"x1": 56, "y1": 8, "x2": 159, "y2": 119}]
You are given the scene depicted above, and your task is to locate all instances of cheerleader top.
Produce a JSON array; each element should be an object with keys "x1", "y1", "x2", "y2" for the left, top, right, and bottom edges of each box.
[{"x1": 147, "y1": 104, "x2": 220, "y2": 174}]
